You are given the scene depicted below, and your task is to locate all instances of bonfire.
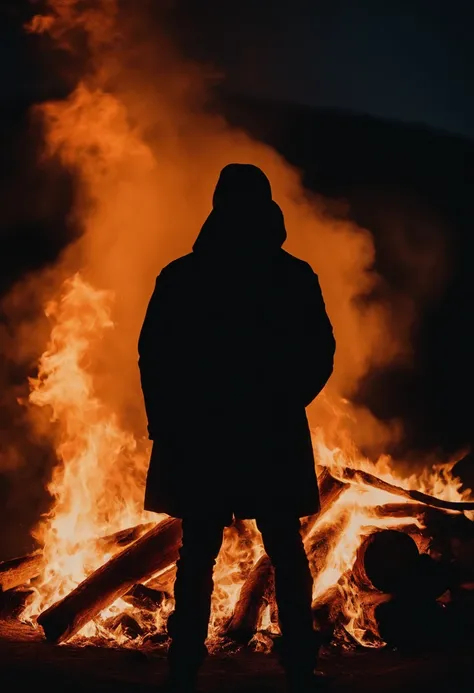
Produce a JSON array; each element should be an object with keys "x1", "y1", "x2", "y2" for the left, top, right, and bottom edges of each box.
[{"x1": 1, "y1": 276, "x2": 473, "y2": 655}]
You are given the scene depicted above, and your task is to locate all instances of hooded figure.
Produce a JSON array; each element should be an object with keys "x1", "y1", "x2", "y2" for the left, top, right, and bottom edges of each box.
[
  {"x1": 139, "y1": 164, "x2": 335, "y2": 521},
  {"x1": 138, "y1": 164, "x2": 335, "y2": 692}
]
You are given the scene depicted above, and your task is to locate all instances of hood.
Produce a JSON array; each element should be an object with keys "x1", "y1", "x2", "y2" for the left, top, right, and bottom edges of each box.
[
  {"x1": 193, "y1": 164, "x2": 287, "y2": 256},
  {"x1": 193, "y1": 200, "x2": 287, "y2": 256}
]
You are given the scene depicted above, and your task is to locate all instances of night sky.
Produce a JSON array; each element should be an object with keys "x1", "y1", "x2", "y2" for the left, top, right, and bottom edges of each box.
[
  {"x1": 2, "y1": 1, "x2": 474, "y2": 138},
  {"x1": 151, "y1": 0, "x2": 473, "y2": 138}
]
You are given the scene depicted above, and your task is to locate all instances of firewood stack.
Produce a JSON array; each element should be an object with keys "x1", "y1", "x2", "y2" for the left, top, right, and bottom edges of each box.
[{"x1": 1, "y1": 468, "x2": 474, "y2": 652}]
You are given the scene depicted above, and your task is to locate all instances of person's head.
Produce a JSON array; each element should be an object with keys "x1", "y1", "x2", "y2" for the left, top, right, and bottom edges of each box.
[
  {"x1": 193, "y1": 164, "x2": 286, "y2": 254},
  {"x1": 212, "y1": 164, "x2": 273, "y2": 210}
]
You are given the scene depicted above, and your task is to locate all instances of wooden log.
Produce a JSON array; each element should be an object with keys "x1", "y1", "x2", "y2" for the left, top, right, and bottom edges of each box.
[
  {"x1": 225, "y1": 555, "x2": 273, "y2": 642},
  {"x1": 0, "y1": 588, "x2": 35, "y2": 618},
  {"x1": 0, "y1": 523, "x2": 155, "y2": 594},
  {"x1": 374, "y1": 597, "x2": 448, "y2": 650},
  {"x1": 0, "y1": 552, "x2": 43, "y2": 593},
  {"x1": 373, "y1": 506, "x2": 473, "y2": 592},
  {"x1": 299, "y1": 467, "x2": 346, "y2": 537},
  {"x1": 225, "y1": 472, "x2": 346, "y2": 642},
  {"x1": 336, "y1": 587, "x2": 392, "y2": 647},
  {"x1": 145, "y1": 564, "x2": 177, "y2": 593},
  {"x1": 122, "y1": 584, "x2": 166, "y2": 611},
  {"x1": 340, "y1": 467, "x2": 474, "y2": 511},
  {"x1": 95, "y1": 522, "x2": 155, "y2": 552},
  {"x1": 373, "y1": 502, "x2": 428, "y2": 518},
  {"x1": 352, "y1": 529, "x2": 420, "y2": 593},
  {"x1": 260, "y1": 566, "x2": 278, "y2": 631},
  {"x1": 103, "y1": 612, "x2": 144, "y2": 640},
  {"x1": 317, "y1": 466, "x2": 347, "y2": 511},
  {"x1": 311, "y1": 585, "x2": 343, "y2": 645},
  {"x1": 37, "y1": 517, "x2": 182, "y2": 643}
]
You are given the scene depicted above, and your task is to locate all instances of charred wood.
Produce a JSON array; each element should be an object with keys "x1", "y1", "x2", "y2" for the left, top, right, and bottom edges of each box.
[
  {"x1": 145, "y1": 564, "x2": 176, "y2": 594},
  {"x1": 340, "y1": 467, "x2": 474, "y2": 511},
  {"x1": 0, "y1": 552, "x2": 43, "y2": 593},
  {"x1": 352, "y1": 529, "x2": 420, "y2": 593},
  {"x1": 312, "y1": 585, "x2": 343, "y2": 645},
  {"x1": 225, "y1": 555, "x2": 273, "y2": 642},
  {"x1": 374, "y1": 598, "x2": 448, "y2": 650},
  {"x1": 123, "y1": 584, "x2": 166, "y2": 611},
  {"x1": 0, "y1": 587, "x2": 35, "y2": 619},
  {"x1": 0, "y1": 524, "x2": 156, "y2": 594},
  {"x1": 372, "y1": 503, "x2": 427, "y2": 518},
  {"x1": 317, "y1": 467, "x2": 347, "y2": 511},
  {"x1": 226, "y1": 471, "x2": 346, "y2": 642},
  {"x1": 38, "y1": 517, "x2": 182, "y2": 643},
  {"x1": 103, "y1": 612, "x2": 144, "y2": 640},
  {"x1": 96, "y1": 523, "x2": 155, "y2": 552}
]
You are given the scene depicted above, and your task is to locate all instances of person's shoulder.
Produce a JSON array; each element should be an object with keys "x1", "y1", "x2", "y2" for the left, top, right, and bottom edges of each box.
[
  {"x1": 158, "y1": 253, "x2": 194, "y2": 280},
  {"x1": 280, "y1": 250, "x2": 317, "y2": 279}
]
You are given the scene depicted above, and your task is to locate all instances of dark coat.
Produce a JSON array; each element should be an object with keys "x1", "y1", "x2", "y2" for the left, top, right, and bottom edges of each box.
[{"x1": 138, "y1": 201, "x2": 335, "y2": 522}]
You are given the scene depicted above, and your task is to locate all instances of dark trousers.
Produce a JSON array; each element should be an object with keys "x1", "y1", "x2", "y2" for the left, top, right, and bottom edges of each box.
[{"x1": 167, "y1": 514, "x2": 318, "y2": 675}]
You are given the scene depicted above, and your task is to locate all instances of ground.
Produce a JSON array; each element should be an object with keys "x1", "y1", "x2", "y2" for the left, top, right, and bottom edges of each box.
[{"x1": 0, "y1": 620, "x2": 472, "y2": 693}]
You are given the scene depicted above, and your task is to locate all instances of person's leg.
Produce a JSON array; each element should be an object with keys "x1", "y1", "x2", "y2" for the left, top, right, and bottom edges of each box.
[
  {"x1": 167, "y1": 515, "x2": 225, "y2": 688},
  {"x1": 257, "y1": 514, "x2": 319, "y2": 685}
]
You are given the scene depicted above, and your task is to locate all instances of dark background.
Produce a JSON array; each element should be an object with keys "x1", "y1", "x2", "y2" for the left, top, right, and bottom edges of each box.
[{"x1": 1, "y1": 0, "x2": 474, "y2": 557}]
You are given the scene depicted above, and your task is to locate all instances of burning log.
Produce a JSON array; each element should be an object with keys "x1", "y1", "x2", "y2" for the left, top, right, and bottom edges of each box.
[
  {"x1": 38, "y1": 517, "x2": 182, "y2": 643},
  {"x1": 145, "y1": 564, "x2": 177, "y2": 593},
  {"x1": 225, "y1": 471, "x2": 346, "y2": 643},
  {"x1": 352, "y1": 529, "x2": 420, "y2": 593},
  {"x1": 96, "y1": 522, "x2": 155, "y2": 552},
  {"x1": 312, "y1": 585, "x2": 343, "y2": 645},
  {"x1": 225, "y1": 555, "x2": 274, "y2": 642},
  {"x1": 341, "y1": 467, "x2": 474, "y2": 511},
  {"x1": 373, "y1": 502, "x2": 427, "y2": 518},
  {"x1": 122, "y1": 584, "x2": 166, "y2": 611},
  {"x1": 0, "y1": 552, "x2": 43, "y2": 593},
  {"x1": 103, "y1": 612, "x2": 144, "y2": 640},
  {"x1": 317, "y1": 466, "x2": 347, "y2": 510},
  {"x1": 0, "y1": 588, "x2": 35, "y2": 619},
  {"x1": 0, "y1": 523, "x2": 155, "y2": 594}
]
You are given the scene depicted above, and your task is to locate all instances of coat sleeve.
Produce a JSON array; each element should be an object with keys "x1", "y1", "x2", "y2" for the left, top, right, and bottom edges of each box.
[
  {"x1": 138, "y1": 272, "x2": 171, "y2": 439},
  {"x1": 298, "y1": 269, "x2": 336, "y2": 407}
]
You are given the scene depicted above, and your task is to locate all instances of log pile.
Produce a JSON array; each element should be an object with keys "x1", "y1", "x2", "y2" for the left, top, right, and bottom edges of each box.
[{"x1": 1, "y1": 466, "x2": 473, "y2": 652}]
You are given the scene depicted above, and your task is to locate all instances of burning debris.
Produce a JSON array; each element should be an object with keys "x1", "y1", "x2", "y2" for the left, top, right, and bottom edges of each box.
[{"x1": 1, "y1": 460, "x2": 474, "y2": 653}]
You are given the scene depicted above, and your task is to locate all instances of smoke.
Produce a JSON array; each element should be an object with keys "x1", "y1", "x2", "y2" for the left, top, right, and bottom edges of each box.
[
  {"x1": 8, "y1": 1, "x2": 418, "y2": 443},
  {"x1": 0, "y1": 0, "x2": 452, "y2": 555}
]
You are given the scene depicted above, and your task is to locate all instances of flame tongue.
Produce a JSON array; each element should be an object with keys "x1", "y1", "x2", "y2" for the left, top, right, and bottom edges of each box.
[{"x1": 22, "y1": 275, "x2": 154, "y2": 626}]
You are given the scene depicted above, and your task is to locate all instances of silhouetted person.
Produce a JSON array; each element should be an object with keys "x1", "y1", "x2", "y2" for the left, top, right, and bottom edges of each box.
[{"x1": 138, "y1": 164, "x2": 335, "y2": 692}]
